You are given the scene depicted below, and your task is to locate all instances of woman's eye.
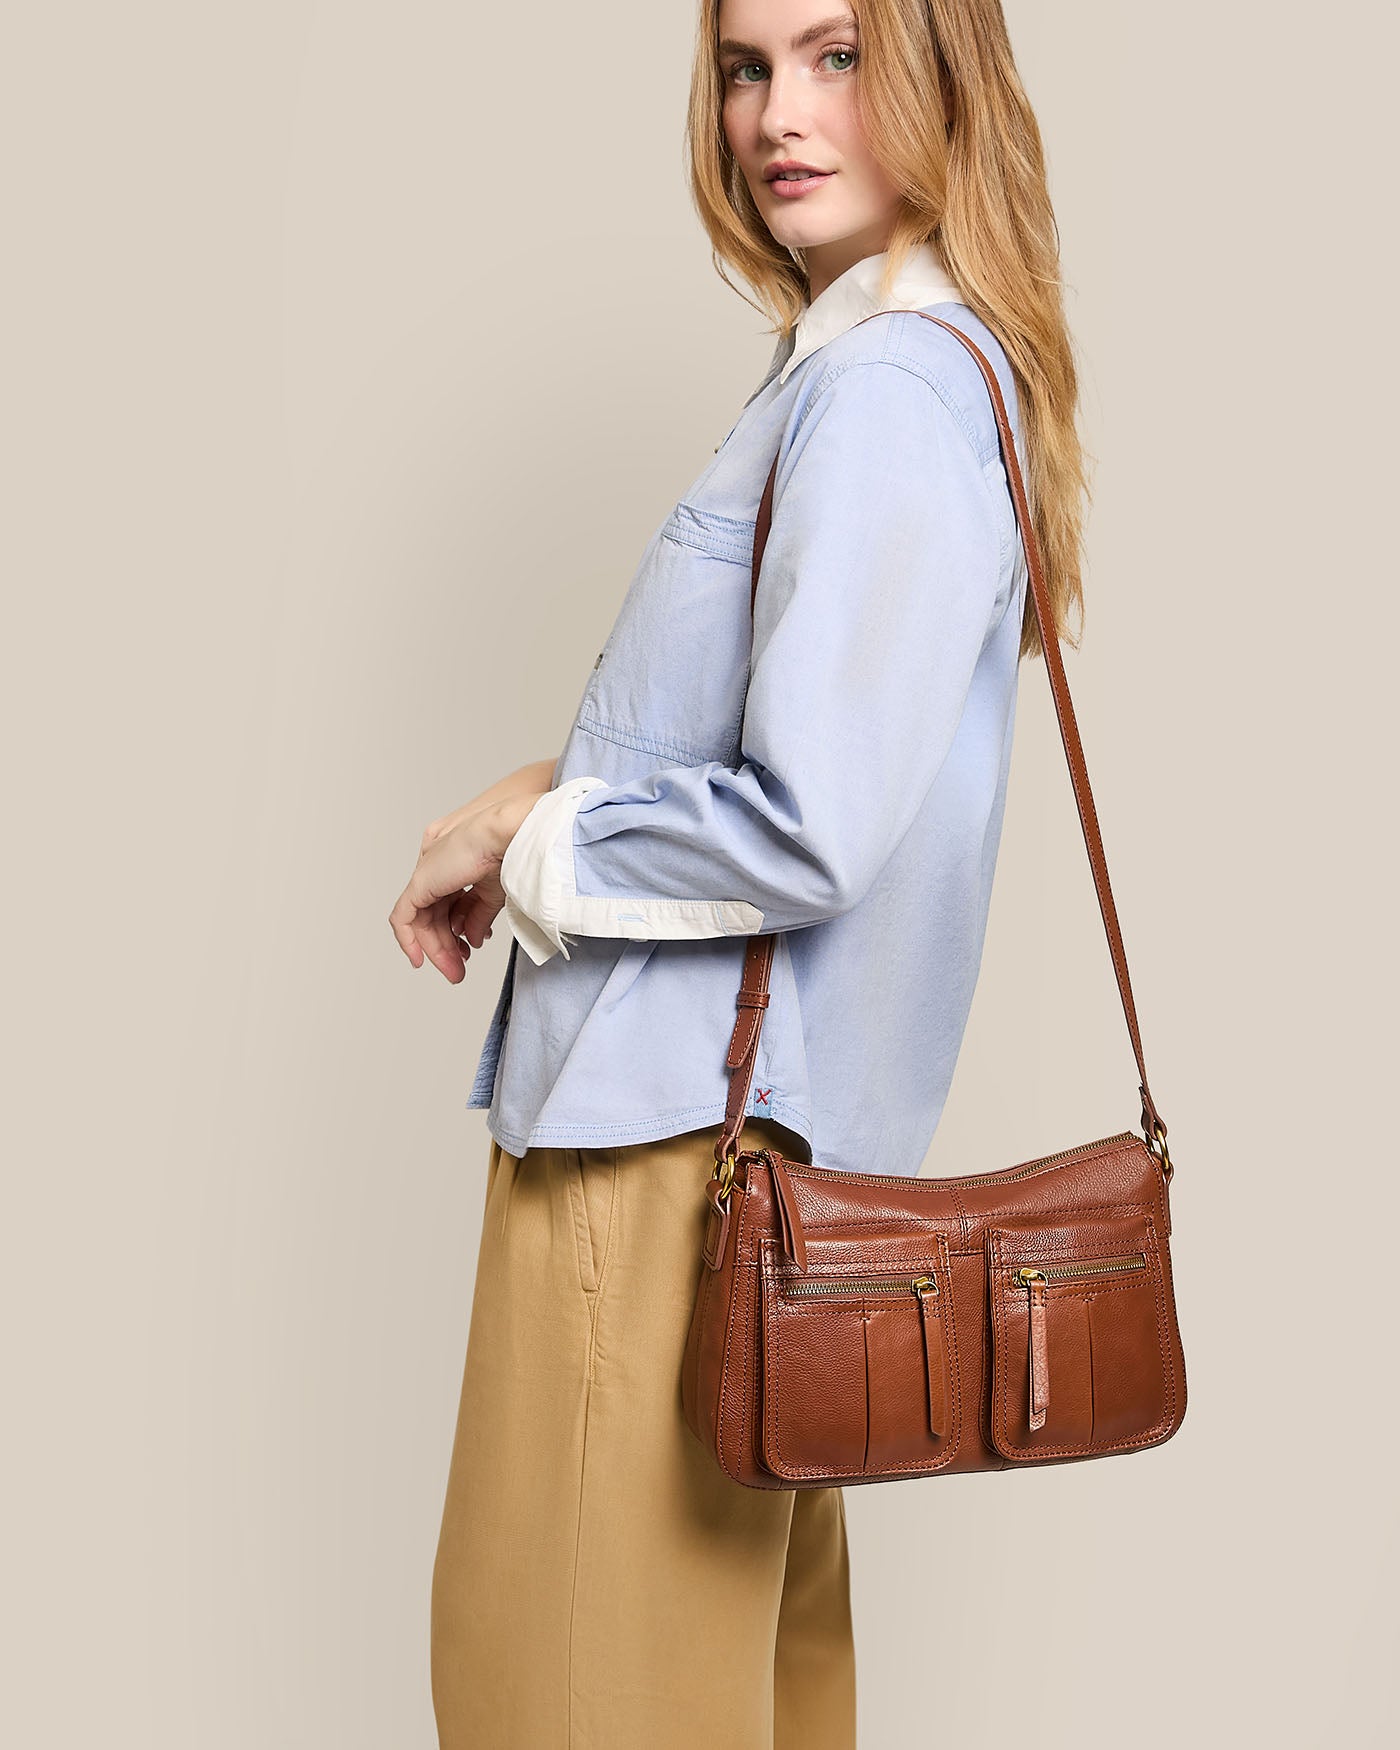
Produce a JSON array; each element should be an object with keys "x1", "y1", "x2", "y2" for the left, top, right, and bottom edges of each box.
[{"x1": 726, "y1": 47, "x2": 857, "y2": 85}]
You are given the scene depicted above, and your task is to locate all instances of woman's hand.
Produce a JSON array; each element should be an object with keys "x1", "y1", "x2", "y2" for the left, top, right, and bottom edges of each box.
[{"x1": 389, "y1": 760, "x2": 556, "y2": 983}]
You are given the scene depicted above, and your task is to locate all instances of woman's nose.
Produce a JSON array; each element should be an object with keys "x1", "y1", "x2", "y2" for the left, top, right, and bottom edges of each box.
[{"x1": 759, "y1": 70, "x2": 813, "y2": 142}]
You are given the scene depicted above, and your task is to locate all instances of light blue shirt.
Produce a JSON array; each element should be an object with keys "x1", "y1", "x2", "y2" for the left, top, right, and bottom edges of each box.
[{"x1": 467, "y1": 266, "x2": 1030, "y2": 1177}]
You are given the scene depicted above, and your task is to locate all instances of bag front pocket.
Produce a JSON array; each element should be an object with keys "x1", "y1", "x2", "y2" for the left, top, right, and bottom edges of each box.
[
  {"x1": 757, "y1": 1227, "x2": 960, "y2": 1481},
  {"x1": 986, "y1": 1212, "x2": 1179, "y2": 1461}
]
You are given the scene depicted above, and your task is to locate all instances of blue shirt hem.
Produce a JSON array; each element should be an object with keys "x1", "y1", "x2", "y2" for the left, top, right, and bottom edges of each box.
[{"x1": 469, "y1": 1094, "x2": 814, "y2": 1162}]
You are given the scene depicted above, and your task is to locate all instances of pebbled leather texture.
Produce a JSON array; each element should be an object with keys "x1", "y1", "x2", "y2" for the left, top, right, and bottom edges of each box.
[{"x1": 680, "y1": 314, "x2": 1188, "y2": 1489}]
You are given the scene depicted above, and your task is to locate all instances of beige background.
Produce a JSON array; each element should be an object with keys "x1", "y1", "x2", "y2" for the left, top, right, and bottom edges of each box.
[{"x1": 4, "y1": 3, "x2": 1394, "y2": 1744}]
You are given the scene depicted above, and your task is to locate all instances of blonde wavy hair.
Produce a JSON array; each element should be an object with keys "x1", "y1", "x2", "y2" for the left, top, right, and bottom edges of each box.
[{"x1": 686, "y1": 0, "x2": 1091, "y2": 662}]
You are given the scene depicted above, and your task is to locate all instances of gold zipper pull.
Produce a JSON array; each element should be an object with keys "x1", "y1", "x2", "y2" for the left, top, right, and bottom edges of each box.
[
  {"x1": 914, "y1": 1275, "x2": 947, "y2": 1438},
  {"x1": 1016, "y1": 1267, "x2": 1050, "y2": 1430}
]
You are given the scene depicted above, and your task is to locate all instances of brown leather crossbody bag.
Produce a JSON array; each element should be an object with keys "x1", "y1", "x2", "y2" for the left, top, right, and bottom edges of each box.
[{"x1": 680, "y1": 312, "x2": 1187, "y2": 1489}]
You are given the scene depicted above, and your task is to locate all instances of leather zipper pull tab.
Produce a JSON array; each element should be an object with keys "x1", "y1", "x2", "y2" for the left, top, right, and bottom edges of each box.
[
  {"x1": 765, "y1": 1151, "x2": 807, "y2": 1272},
  {"x1": 914, "y1": 1276, "x2": 946, "y2": 1438},
  {"x1": 1018, "y1": 1267, "x2": 1050, "y2": 1429},
  {"x1": 702, "y1": 1176, "x2": 731, "y2": 1271}
]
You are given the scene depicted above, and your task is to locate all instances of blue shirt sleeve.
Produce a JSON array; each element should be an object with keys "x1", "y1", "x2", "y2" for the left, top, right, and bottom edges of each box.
[{"x1": 562, "y1": 356, "x2": 1009, "y2": 938}]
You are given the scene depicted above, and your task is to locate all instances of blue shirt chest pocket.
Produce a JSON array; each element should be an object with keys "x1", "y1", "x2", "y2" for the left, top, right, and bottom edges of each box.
[{"x1": 574, "y1": 499, "x2": 758, "y2": 768}]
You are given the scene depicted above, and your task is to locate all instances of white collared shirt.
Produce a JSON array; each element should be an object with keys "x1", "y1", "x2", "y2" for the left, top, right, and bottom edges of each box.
[
  {"x1": 500, "y1": 239, "x2": 966, "y2": 966},
  {"x1": 778, "y1": 239, "x2": 964, "y2": 385}
]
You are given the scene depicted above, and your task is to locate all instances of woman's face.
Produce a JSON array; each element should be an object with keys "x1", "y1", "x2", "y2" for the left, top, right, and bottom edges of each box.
[{"x1": 718, "y1": 0, "x2": 904, "y2": 297}]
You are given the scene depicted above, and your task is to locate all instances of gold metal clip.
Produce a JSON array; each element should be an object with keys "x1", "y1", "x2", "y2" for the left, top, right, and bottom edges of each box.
[
  {"x1": 712, "y1": 1145, "x2": 737, "y2": 1204},
  {"x1": 1146, "y1": 1117, "x2": 1174, "y2": 1183}
]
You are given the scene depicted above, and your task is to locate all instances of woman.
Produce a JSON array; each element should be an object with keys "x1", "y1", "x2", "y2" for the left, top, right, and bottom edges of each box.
[{"x1": 389, "y1": 1, "x2": 1087, "y2": 1743}]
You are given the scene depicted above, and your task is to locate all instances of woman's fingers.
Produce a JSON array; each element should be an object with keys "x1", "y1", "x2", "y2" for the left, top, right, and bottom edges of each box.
[
  {"x1": 390, "y1": 887, "x2": 499, "y2": 982},
  {"x1": 389, "y1": 888, "x2": 465, "y2": 979},
  {"x1": 413, "y1": 898, "x2": 468, "y2": 982},
  {"x1": 392, "y1": 805, "x2": 519, "y2": 981},
  {"x1": 448, "y1": 886, "x2": 499, "y2": 950}
]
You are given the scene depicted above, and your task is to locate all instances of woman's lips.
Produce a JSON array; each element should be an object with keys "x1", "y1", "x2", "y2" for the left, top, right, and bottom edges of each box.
[{"x1": 767, "y1": 170, "x2": 836, "y2": 199}]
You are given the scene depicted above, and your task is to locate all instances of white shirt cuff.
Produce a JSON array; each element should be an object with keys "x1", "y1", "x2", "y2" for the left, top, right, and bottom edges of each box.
[
  {"x1": 498, "y1": 774, "x2": 765, "y2": 966},
  {"x1": 499, "y1": 777, "x2": 609, "y2": 966}
]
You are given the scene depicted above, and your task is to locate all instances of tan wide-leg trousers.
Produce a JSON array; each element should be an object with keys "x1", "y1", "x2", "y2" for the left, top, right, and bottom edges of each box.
[{"x1": 430, "y1": 1117, "x2": 857, "y2": 1749}]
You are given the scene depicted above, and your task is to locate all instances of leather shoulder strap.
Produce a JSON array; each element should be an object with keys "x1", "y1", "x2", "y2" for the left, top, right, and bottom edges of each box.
[{"x1": 714, "y1": 309, "x2": 1169, "y2": 1171}]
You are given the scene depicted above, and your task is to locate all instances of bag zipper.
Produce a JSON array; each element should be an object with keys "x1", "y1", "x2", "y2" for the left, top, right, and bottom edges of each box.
[
  {"x1": 752, "y1": 1130, "x2": 1141, "y2": 1192},
  {"x1": 1011, "y1": 1252, "x2": 1146, "y2": 1286},
  {"x1": 781, "y1": 1269, "x2": 939, "y2": 1299},
  {"x1": 948, "y1": 1131, "x2": 1141, "y2": 1190}
]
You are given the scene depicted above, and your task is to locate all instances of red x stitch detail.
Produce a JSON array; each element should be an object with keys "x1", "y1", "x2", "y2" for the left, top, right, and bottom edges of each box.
[{"x1": 754, "y1": 1087, "x2": 772, "y2": 1106}]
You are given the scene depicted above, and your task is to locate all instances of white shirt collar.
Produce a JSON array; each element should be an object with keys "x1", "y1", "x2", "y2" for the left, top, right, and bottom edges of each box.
[{"x1": 776, "y1": 239, "x2": 965, "y2": 385}]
